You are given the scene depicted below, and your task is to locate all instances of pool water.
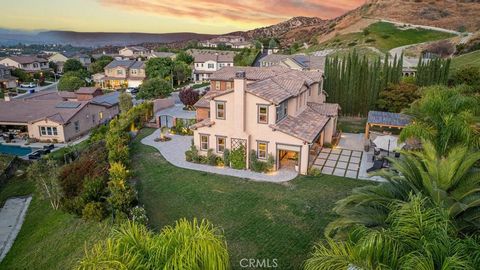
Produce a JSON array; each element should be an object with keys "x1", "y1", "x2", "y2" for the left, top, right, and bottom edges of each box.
[{"x1": 0, "y1": 144, "x2": 35, "y2": 156}]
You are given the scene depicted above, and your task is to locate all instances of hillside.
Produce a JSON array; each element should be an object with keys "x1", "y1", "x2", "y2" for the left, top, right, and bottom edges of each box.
[
  {"x1": 451, "y1": 50, "x2": 480, "y2": 71},
  {"x1": 229, "y1": 0, "x2": 480, "y2": 47}
]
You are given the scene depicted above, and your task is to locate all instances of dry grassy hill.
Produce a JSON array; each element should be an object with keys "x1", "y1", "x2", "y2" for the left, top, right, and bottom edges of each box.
[{"x1": 228, "y1": 0, "x2": 480, "y2": 47}]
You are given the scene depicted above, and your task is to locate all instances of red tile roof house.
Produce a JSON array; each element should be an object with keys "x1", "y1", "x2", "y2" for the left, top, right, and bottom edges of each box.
[
  {"x1": 190, "y1": 66, "x2": 340, "y2": 175},
  {"x1": 0, "y1": 88, "x2": 120, "y2": 143},
  {"x1": 0, "y1": 56, "x2": 50, "y2": 72}
]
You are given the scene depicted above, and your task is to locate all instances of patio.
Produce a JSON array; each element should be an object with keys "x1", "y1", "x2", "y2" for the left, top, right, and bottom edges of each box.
[{"x1": 312, "y1": 148, "x2": 363, "y2": 178}]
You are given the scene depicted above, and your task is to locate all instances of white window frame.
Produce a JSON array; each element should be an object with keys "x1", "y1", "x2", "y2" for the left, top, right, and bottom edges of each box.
[
  {"x1": 216, "y1": 136, "x2": 226, "y2": 153},
  {"x1": 257, "y1": 142, "x2": 268, "y2": 160},
  {"x1": 258, "y1": 104, "x2": 268, "y2": 124},
  {"x1": 216, "y1": 101, "x2": 225, "y2": 120},
  {"x1": 200, "y1": 134, "x2": 209, "y2": 150}
]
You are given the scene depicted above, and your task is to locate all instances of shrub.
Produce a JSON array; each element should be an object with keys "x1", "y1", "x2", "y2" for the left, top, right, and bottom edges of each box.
[
  {"x1": 81, "y1": 177, "x2": 108, "y2": 203},
  {"x1": 107, "y1": 163, "x2": 137, "y2": 215},
  {"x1": 206, "y1": 149, "x2": 217, "y2": 166},
  {"x1": 62, "y1": 196, "x2": 85, "y2": 216},
  {"x1": 186, "y1": 142, "x2": 201, "y2": 163},
  {"x1": 307, "y1": 168, "x2": 322, "y2": 176},
  {"x1": 230, "y1": 145, "x2": 246, "y2": 170},
  {"x1": 449, "y1": 66, "x2": 480, "y2": 90},
  {"x1": 87, "y1": 125, "x2": 108, "y2": 144},
  {"x1": 82, "y1": 202, "x2": 106, "y2": 222},
  {"x1": 223, "y1": 149, "x2": 230, "y2": 167},
  {"x1": 179, "y1": 88, "x2": 199, "y2": 108},
  {"x1": 249, "y1": 151, "x2": 275, "y2": 173},
  {"x1": 129, "y1": 206, "x2": 148, "y2": 225}
]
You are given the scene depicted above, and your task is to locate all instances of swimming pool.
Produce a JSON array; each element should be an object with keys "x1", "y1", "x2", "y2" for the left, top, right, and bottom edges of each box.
[{"x1": 0, "y1": 144, "x2": 36, "y2": 156}]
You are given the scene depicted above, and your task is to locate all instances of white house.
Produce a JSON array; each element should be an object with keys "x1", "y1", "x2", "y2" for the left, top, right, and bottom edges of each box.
[{"x1": 189, "y1": 49, "x2": 235, "y2": 82}]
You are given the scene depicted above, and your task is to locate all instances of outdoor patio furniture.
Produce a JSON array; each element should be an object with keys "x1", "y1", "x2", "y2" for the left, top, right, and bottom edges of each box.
[
  {"x1": 374, "y1": 148, "x2": 381, "y2": 155},
  {"x1": 43, "y1": 144, "x2": 54, "y2": 150},
  {"x1": 367, "y1": 160, "x2": 384, "y2": 173},
  {"x1": 394, "y1": 152, "x2": 400, "y2": 158},
  {"x1": 28, "y1": 152, "x2": 41, "y2": 160}
]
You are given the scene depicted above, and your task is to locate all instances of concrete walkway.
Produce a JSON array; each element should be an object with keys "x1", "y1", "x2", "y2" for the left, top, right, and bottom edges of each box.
[
  {"x1": 0, "y1": 196, "x2": 32, "y2": 262},
  {"x1": 141, "y1": 129, "x2": 298, "y2": 183}
]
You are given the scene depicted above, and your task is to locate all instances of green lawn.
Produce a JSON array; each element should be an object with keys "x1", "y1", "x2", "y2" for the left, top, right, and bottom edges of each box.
[
  {"x1": 338, "y1": 117, "x2": 367, "y2": 133},
  {"x1": 315, "y1": 22, "x2": 454, "y2": 53},
  {"x1": 451, "y1": 50, "x2": 480, "y2": 71},
  {"x1": 131, "y1": 129, "x2": 371, "y2": 269},
  {"x1": 0, "y1": 170, "x2": 110, "y2": 270}
]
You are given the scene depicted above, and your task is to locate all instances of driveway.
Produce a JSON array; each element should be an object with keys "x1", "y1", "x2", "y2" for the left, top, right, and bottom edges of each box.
[{"x1": 141, "y1": 129, "x2": 298, "y2": 183}]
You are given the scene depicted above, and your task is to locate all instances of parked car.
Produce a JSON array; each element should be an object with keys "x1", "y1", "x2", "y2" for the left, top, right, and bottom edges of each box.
[
  {"x1": 20, "y1": 82, "x2": 36, "y2": 88},
  {"x1": 126, "y1": 87, "x2": 139, "y2": 94}
]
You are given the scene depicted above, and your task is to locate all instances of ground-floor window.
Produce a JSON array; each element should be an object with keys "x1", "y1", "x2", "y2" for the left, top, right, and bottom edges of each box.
[
  {"x1": 216, "y1": 136, "x2": 226, "y2": 153},
  {"x1": 200, "y1": 134, "x2": 209, "y2": 150},
  {"x1": 74, "y1": 121, "x2": 80, "y2": 132},
  {"x1": 39, "y1": 126, "x2": 58, "y2": 136},
  {"x1": 257, "y1": 141, "x2": 268, "y2": 159}
]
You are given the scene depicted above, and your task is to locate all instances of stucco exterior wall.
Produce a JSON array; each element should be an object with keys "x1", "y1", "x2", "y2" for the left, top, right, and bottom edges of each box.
[
  {"x1": 105, "y1": 66, "x2": 128, "y2": 78},
  {"x1": 196, "y1": 108, "x2": 209, "y2": 121}
]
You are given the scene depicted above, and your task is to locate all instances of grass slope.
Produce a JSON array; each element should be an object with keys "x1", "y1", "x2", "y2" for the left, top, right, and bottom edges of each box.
[
  {"x1": 0, "y1": 171, "x2": 109, "y2": 269},
  {"x1": 451, "y1": 50, "x2": 480, "y2": 71},
  {"x1": 315, "y1": 22, "x2": 454, "y2": 53},
  {"x1": 131, "y1": 129, "x2": 370, "y2": 269}
]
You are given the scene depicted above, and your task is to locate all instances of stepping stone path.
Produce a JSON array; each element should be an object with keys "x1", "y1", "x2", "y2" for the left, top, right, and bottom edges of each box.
[{"x1": 312, "y1": 148, "x2": 363, "y2": 179}]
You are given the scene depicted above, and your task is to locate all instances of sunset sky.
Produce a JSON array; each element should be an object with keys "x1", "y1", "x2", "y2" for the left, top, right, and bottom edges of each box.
[{"x1": 0, "y1": 0, "x2": 365, "y2": 34}]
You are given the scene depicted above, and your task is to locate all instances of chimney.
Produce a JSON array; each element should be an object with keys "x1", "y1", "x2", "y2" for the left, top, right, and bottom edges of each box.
[{"x1": 233, "y1": 71, "x2": 246, "y2": 133}]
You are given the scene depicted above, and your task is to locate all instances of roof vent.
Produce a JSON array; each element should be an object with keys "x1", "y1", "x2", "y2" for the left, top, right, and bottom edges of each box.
[{"x1": 235, "y1": 71, "x2": 246, "y2": 79}]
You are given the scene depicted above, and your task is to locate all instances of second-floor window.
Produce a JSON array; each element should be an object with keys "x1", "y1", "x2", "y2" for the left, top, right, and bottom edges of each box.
[
  {"x1": 208, "y1": 63, "x2": 214, "y2": 69},
  {"x1": 74, "y1": 121, "x2": 80, "y2": 132},
  {"x1": 216, "y1": 101, "x2": 225, "y2": 120},
  {"x1": 258, "y1": 105, "x2": 268, "y2": 124},
  {"x1": 226, "y1": 82, "x2": 232, "y2": 89},
  {"x1": 117, "y1": 69, "x2": 123, "y2": 75},
  {"x1": 276, "y1": 102, "x2": 288, "y2": 123},
  {"x1": 215, "y1": 81, "x2": 220, "y2": 90},
  {"x1": 131, "y1": 69, "x2": 137, "y2": 75}
]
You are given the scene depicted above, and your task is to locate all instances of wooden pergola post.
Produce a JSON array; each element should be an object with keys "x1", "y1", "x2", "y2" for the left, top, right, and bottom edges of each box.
[{"x1": 365, "y1": 123, "x2": 370, "y2": 139}]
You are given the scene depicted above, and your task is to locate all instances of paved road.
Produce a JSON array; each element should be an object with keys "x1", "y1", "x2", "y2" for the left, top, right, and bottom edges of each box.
[{"x1": 13, "y1": 82, "x2": 58, "y2": 100}]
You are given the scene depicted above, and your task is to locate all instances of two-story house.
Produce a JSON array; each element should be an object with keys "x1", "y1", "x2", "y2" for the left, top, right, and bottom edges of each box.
[
  {"x1": 190, "y1": 49, "x2": 235, "y2": 82},
  {"x1": 190, "y1": 67, "x2": 339, "y2": 175},
  {"x1": 0, "y1": 56, "x2": 49, "y2": 72},
  {"x1": 119, "y1": 46, "x2": 149, "y2": 58},
  {"x1": 0, "y1": 64, "x2": 17, "y2": 89},
  {"x1": 93, "y1": 60, "x2": 146, "y2": 89},
  {"x1": 199, "y1": 36, "x2": 252, "y2": 49}
]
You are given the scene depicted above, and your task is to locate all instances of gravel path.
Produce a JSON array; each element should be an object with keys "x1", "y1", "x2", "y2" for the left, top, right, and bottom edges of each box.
[
  {"x1": 0, "y1": 196, "x2": 32, "y2": 262},
  {"x1": 141, "y1": 129, "x2": 298, "y2": 183}
]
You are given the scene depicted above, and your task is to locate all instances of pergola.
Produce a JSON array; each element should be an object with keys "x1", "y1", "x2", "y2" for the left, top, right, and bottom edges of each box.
[{"x1": 365, "y1": 111, "x2": 412, "y2": 139}]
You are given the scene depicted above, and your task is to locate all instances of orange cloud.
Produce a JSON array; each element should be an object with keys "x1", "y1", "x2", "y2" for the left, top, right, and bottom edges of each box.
[{"x1": 98, "y1": 0, "x2": 365, "y2": 26}]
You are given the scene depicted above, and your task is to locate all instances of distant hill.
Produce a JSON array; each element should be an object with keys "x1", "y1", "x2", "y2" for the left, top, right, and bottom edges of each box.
[
  {"x1": 227, "y1": 0, "x2": 480, "y2": 47},
  {"x1": 0, "y1": 29, "x2": 215, "y2": 47}
]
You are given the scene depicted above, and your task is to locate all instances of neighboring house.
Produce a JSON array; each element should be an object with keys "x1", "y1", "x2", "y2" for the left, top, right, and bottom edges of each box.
[
  {"x1": 199, "y1": 35, "x2": 252, "y2": 49},
  {"x1": 0, "y1": 64, "x2": 17, "y2": 89},
  {"x1": 119, "y1": 46, "x2": 149, "y2": 58},
  {"x1": 0, "y1": 56, "x2": 49, "y2": 72},
  {"x1": 93, "y1": 60, "x2": 146, "y2": 89},
  {"x1": 191, "y1": 67, "x2": 339, "y2": 175},
  {"x1": 259, "y1": 54, "x2": 325, "y2": 71},
  {"x1": 189, "y1": 49, "x2": 235, "y2": 82},
  {"x1": 48, "y1": 53, "x2": 69, "y2": 73},
  {"x1": 72, "y1": 54, "x2": 92, "y2": 67},
  {"x1": 0, "y1": 90, "x2": 120, "y2": 143}
]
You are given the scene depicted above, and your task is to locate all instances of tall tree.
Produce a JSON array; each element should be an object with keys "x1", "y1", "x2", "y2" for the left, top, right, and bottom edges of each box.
[
  {"x1": 173, "y1": 60, "x2": 191, "y2": 85},
  {"x1": 145, "y1": 57, "x2": 174, "y2": 79},
  {"x1": 26, "y1": 158, "x2": 62, "y2": 210},
  {"x1": 137, "y1": 77, "x2": 173, "y2": 100},
  {"x1": 63, "y1": 59, "x2": 84, "y2": 73},
  {"x1": 175, "y1": 51, "x2": 194, "y2": 65},
  {"x1": 78, "y1": 219, "x2": 230, "y2": 269},
  {"x1": 89, "y1": 55, "x2": 114, "y2": 74},
  {"x1": 57, "y1": 75, "x2": 85, "y2": 91},
  {"x1": 119, "y1": 91, "x2": 133, "y2": 112},
  {"x1": 415, "y1": 56, "x2": 451, "y2": 87}
]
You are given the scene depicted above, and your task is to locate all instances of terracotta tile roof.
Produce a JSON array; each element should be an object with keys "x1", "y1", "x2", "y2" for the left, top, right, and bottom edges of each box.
[
  {"x1": 194, "y1": 90, "x2": 233, "y2": 108},
  {"x1": 75, "y1": 87, "x2": 100, "y2": 94},
  {"x1": 0, "y1": 99, "x2": 88, "y2": 124},
  {"x1": 209, "y1": 66, "x2": 290, "y2": 81},
  {"x1": 307, "y1": 102, "x2": 340, "y2": 117},
  {"x1": 6, "y1": 55, "x2": 48, "y2": 64},
  {"x1": 270, "y1": 107, "x2": 330, "y2": 143},
  {"x1": 246, "y1": 70, "x2": 322, "y2": 104},
  {"x1": 189, "y1": 49, "x2": 235, "y2": 63},
  {"x1": 190, "y1": 119, "x2": 215, "y2": 130}
]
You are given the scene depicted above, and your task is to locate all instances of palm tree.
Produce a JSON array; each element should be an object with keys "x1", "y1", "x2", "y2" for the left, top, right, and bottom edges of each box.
[
  {"x1": 306, "y1": 196, "x2": 480, "y2": 270},
  {"x1": 400, "y1": 85, "x2": 480, "y2": 156},
  {"x1": 78, "y1": 218, "x2": 230, "y2": 270},
  {"x1": 326, "y1": 141, "x2": 480, "y2": 237}
]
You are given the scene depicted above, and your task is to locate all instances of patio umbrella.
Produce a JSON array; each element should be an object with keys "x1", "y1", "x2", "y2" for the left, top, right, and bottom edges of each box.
[{"x1": 372, "y1": 135, "x2": 399, "y2": 153}]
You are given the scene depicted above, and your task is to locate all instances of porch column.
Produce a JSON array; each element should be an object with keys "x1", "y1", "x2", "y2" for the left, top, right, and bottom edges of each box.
[{"x1": 365, "y1": 123, "x2": 370, "y2": 139}]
